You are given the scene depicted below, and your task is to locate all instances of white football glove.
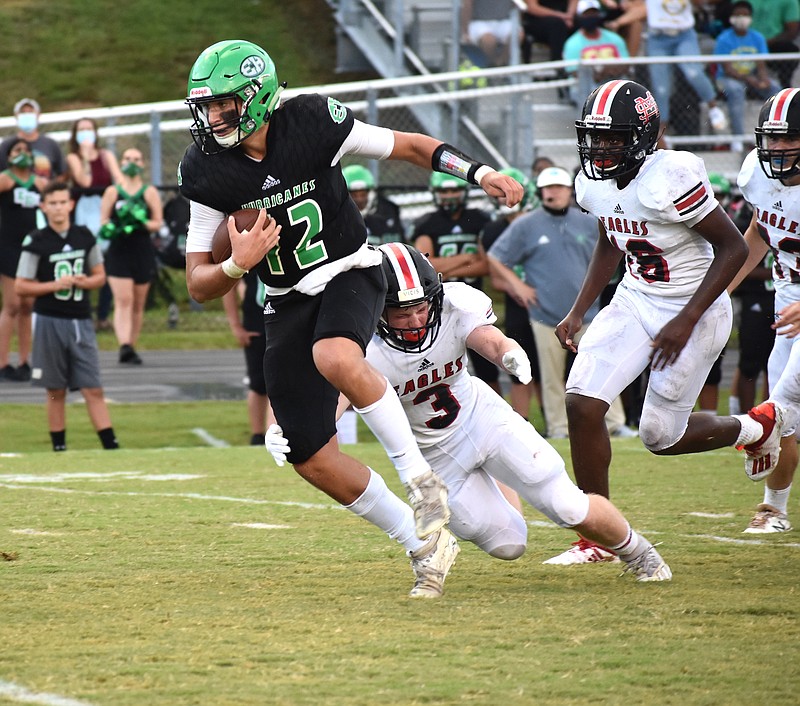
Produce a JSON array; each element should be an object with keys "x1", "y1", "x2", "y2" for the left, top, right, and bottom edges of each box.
[
  {"x1": 502, "y1": 348, "x2": 532, "y2": 385},
  {"x1": 265, "y1": 424, "x2": 291, "y2": 467}
]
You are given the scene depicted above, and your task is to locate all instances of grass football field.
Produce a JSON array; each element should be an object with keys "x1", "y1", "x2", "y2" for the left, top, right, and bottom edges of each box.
[{"x1": 1, "y1": 417, "x2": 799, "y2": 705}]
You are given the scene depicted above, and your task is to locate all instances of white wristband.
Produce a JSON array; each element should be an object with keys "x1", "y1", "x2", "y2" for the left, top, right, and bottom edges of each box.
[
  {"x1": 221, "y1": 256, "x2": 248, "y2": 279},
  {"x1": 473, "y1": 164, "x2": 495, "y2": 185}
]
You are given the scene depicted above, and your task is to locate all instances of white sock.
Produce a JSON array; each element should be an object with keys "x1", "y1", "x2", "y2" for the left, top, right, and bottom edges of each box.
[
  {"x1": 354, "y1": 380, "x2": 429, "y2": 484},
  {"x1": 608, "y1": 523, "x2": 648, "y2": 561},
  {"x1": 728, "y1": 396, "x2": 740, "y2": 415},
  {"x1": 764, "y1": 484, "x2": 792, "y2": 515},
  {"x1": 734, "y1": 413, "x2": 764, "y2": 446},
  {"x1": 345, "y1": 467, "x2": 425, "y2": 553}
]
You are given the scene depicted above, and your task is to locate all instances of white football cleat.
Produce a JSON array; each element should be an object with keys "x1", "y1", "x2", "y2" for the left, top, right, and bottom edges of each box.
[
  {"x1": 405, "y1": 468, "x2": 450, "y2": 539},
  {"x1": 543, "y1": 537, "x2": 620, "y2": 565},
  {"x1": 740, "y1": 401, "x2": 786, "y2": 481},
  {"x1": 743, "y1": 504, "x2": 793, "y2": 534},
  {"x1": 408, "y1": 528, "x2": 460, "y2": 598}
]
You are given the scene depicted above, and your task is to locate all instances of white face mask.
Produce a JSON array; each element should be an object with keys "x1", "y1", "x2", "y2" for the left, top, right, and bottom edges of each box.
[
  {"x1": 730, "y1": 15, "x2": 752, "y2": 31},
  {"x1": 16, "y1": 112, "x2": 37, "y2": 134}
]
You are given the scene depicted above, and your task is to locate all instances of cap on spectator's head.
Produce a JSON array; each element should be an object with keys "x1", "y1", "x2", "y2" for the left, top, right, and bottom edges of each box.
[
  {"x1": 576, "y1": 0, "x2": 602, "y2": 14},
  {"x1": 13, "y1": 98, "x2": 40, "y2": 114},
  {"x1": 536, "y1": 167, "x2": 573, "y2": 189}
]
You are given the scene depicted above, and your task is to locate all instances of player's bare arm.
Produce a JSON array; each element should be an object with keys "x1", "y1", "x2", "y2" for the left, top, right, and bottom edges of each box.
[
  {"x1": 389, "y1": 131, "x2": 523, "y2": 207},
  {"x1": 186, "y1": 209, "x2": 280, "y2": 303},
  {"x1": 726, "y1": 209, "x2": 770, "y2": 294},
  {"x1": 650, "y1": 205, "x2": 748, "y2": 371},
  {"x1": 465, "y1": 325, "x2": 533, "y2": 385},
  {"x1": 556, "y1": 220, "x2": 622, "y2": 351}
]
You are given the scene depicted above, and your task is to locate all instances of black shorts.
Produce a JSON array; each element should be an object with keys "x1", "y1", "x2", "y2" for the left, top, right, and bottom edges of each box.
[
  {"x1": 504, "y1": 298, "x2": 540, "y2": 385},
  {"x1": 263, "y1": 264, "x2": 386, "y2": 463},
  {"x1": 738, "y1": 293, "x2": 775, "y2": 379},
  {"x1": 105, "y1": 233, "x2": 156, "y2": 284},
  {"x1": 0, "y1": 242, "x2": 21, "y2": 278},
  {"x1": 244, "y1": 330, "x2": 266, "y2": 396}
]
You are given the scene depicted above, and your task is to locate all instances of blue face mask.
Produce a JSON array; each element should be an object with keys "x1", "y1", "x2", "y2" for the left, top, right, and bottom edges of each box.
[
  {"x1": 76, "y1": 129, "x2": 96, "y2": 145},
  {"x1": 16, "y1": 113, "x2": 37, "y2": 134}
]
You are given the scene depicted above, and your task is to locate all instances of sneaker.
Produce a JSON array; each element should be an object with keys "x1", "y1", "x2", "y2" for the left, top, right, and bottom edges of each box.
[
  {"x1": 15, "y1": 362, "x2": 31, "y2": 381},
  {"x1": 408, "y1": 528, "x2": 460, "y2": 598},
  {"x1": 708, "y1": 105, "x2": 728, "y2": 132},
  {"x1": 405, "y1": 469, "x2": 450, "y2": 539},
  {"x1": 543, "y1": 537, "x2": 620, "y2": 565},
  {"x1": 621, "y1": 545, "x2": 672, "y2": 582},
  {"x1": 119, "y1": 344, "x2": 143, "y2": 365},
  {"x1": 743, "y1": 503, "x2": 793, "y2": 534},
  {"x1": 740, "y1": 401, "x2": 785, "y2": 481},
  {"x1": 0, "y1": 364, "x2": 21, "y2": 381}
]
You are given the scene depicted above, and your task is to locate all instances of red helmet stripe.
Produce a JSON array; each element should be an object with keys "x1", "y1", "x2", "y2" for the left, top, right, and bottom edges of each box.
[
  {"x1": 383, "y1": 242, "x2": 421, "y2": 291},
  {"x1": 771, "y1": 88, "x2": 800, "y2": 123},
  {"x1": 593, "y1": 80, "x2": 627, "y2": 117}
]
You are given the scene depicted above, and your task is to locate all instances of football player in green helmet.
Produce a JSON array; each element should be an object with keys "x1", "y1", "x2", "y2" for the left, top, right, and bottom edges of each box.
[
  {"x1": 429, "y1": 171, "x2": 469, "y2": 213},
  {"x1": 180, "y1": 39, "x2": 524, "y2": 598},
  {"x1": 186, "y1": 39, "x2": 285, "y2": 154},
  {"x1": 342, "y1": 164, "x2": 377, "y2": 214}
]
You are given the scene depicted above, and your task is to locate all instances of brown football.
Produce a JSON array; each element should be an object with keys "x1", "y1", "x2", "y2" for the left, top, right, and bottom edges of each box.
[{"x1": 211, "y1": 208, "x2": 263, "y2": 264}]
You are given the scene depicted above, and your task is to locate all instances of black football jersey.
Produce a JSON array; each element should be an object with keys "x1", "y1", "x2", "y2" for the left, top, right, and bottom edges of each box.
[
  {"x1": 179, "y1": 94, "x2": 368, "y2": 289},
  {"x1": 21, "y1": 225, "x2": 97, "y2": 319},
  {"x1": 412, "y1": 207, "x2": 491, "y2": 287}
]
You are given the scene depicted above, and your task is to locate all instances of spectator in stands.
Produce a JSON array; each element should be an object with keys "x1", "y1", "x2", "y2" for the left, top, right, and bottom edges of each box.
[
  {"x1": 487, "y1": 167, "x2": 631, "y2": 439},
  {"x1": 412, "y1": 172, "x2": 500, "y2": 394},
  {"x1": 66, "y1": 117, "x2": 122, "y2": 332},
  {"x1": 522, "y1": 0, "x2": 579, "y2": 63},
  {"x1": 460, "y1": 0, "x2": 517, "y2": 67},
  {"x1": 715, "y1": 1, "x2": 781, "y2": 153},
  {"x1": 223, "y1": 270, "x2": 276, "y2": 446},
  {"x1": 0, "y1": 98, "x2": 66, "y2": 180},
  {"x1": 99, "y1": 147, "x2": 163, "y2": 365},
  {"x1": 342, "y1": 164, "x2": 406, "y2": 246},
  {"x1": 748, "y1": 0, "x2": 799, "y2": 89},
  {"x1": 603, "y1": 0, "x2": 645, "y2": 58},
  {"x1": 613, "y1": 0, "x2": 728, "y2": 138},
  {"x1": 563, "y1": 0, "x2": 630, "y2": 110},
  {"x1": 0, "y1": 138, "x2": 46, "y2": 382}
]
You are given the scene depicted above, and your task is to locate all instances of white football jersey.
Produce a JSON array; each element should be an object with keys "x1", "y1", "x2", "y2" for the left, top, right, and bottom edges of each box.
[
  {"x1": 575, "y1": 150, "x2": 718, "y2": 298},
  {"x1": 738, "y1": 149, "x2": 800, "y2": 300},
  {"x1": 366, "y1": 282, "x2": 496, "y2": 447}
]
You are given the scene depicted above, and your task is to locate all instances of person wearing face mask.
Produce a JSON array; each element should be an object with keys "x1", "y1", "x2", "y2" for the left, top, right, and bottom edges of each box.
[
  {"x1": 714, "y1": 1, "x2": 781, "y2": 154},
  {"x1": 98, "y1": 147, "x2": 163, "y2": 365},
  {"x1": 0, "y1": 98, "x2": 66, "y2": 180},
  {"x1": 487, "y1": 167, "x2": 630, "y2": 440},
  {"x1": 0, "y1": 138, "x2": 47, "y2": 381},
  {"x1": 563, "y1": 0, "x2": 630, "y2": 112},
  {"x1": 66, "y1": 118, "x2": 123, "y2": 332}
]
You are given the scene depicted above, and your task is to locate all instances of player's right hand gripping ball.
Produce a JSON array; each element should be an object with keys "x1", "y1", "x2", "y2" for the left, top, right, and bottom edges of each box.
[{"x1": 211, "y1": 208, "x2": 263, "y2": 263}]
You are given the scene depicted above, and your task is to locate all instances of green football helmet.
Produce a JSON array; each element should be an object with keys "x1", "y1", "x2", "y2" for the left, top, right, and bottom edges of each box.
[
  {"x1": 430, "y1": 171, "x2": 468, "y2": 213},
  {"x1": 342, "y1": 164, "x2": 377, "y2": 215},
  {"x1": 186, "y1": 39, "x2": 285, "y2": 154}
]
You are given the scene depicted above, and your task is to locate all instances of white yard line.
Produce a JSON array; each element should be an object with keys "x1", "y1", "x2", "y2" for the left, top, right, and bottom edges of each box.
[
  {"x1": 191, "y1": 428, "x2": 230, "y2": 447},
  {"x1": 0, "y1": 680, "x2": 94, "y2": 706}
]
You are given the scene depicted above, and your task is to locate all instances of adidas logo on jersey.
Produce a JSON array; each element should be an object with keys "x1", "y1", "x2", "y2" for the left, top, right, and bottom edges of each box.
[
  {"x1": 613, "y1": 203, "x2": 624, "y2": 214},
  {"x1": 773, "y1": 200, "x2": 783, "y2": 211},
  {"x1": 264, "y1": 301, "x2": 276, "y2": 315},
  {"x1": 262, "y1": 174, "x2": 281, "y2": 190},
  {"x1": 417, "y1": 358, "x2": 435, "y2": 372}
]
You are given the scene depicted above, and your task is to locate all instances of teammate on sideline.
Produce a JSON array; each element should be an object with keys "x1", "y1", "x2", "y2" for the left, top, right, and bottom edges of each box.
[
  {"x1": 178, "y1": 40, "x2": 522, "y2": 596},
  {"x1": 727, "y1": 88, "x2": 800, "y2": 534},
  {"x1": 548, "y1": 79, "x2": 785, "y2": 565},
  {"x1": 268, "y1": 243, "x2": 672, "y2": 582}
]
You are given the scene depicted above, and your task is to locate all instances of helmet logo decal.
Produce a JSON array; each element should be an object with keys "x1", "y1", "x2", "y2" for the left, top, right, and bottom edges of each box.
[
  {"x1": 327, "y1": 97, "x2": 347, "y2": 124},
  {"x1": 240, "y1": 55, "x2": 266, "y2": 78},
  {"x1": 634, "y1": 92, "x2": 658, "y2": 123}
]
